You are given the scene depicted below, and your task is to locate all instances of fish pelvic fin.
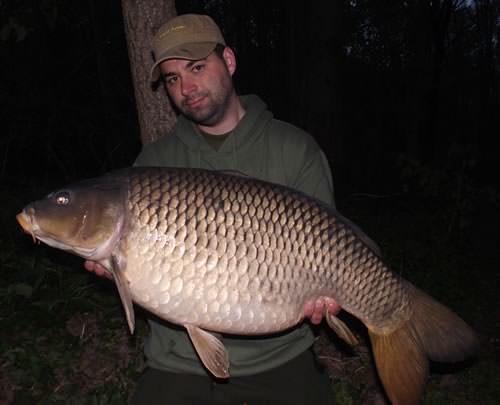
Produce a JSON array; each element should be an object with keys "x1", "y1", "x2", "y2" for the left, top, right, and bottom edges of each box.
[
  {"x1": 367, "y1": 284, "x2": 479, "y2": 405},
  {"x1": 325, "y1": 311, "x2": 359, "y2": 346},
  {"x1": 111, "y1": 255, "x2": 135, "y2": 334},
  {"x1": 185, "y1": 324, "x2": 230, "y2": 379}
]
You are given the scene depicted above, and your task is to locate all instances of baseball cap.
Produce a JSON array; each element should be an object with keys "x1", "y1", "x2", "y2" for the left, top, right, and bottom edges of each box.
[{"x1": 150, "y1": 14, "x2": 226, "y2": 82}]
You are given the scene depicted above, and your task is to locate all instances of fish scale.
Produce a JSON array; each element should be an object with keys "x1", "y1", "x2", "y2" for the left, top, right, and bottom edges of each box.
[
  {"x1": 17, "y1": 166, "x2": 478, "y2": 404},
  {"x1": 123, "y1": 168, "x2": 406, "y2": 332}
]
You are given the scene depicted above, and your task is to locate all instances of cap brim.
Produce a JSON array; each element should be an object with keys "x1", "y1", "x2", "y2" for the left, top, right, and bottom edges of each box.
[{"x1": 150, "y1": 42, "x2": 218, "y2": 82}]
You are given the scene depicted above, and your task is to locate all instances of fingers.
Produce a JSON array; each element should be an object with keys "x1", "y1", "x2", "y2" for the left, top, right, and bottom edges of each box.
[
  {"x1": 324, "y1": 297, "x2": 341, "y2": 316},
  {"x1": 83, "y1": 260, "x2": 112, "y2": 280},
  {"x1": 303, "y1": 300, "x2": 315, "y2": 317},
  {"x1": 84, "y1": 260, "x2": 95, "y2": 271},
  {"x1": 310, "y1": 297, "x2": 325, "y2": 325},
  {"x1": 303, "y1": 296, "x2": 342, "y2": 324}
]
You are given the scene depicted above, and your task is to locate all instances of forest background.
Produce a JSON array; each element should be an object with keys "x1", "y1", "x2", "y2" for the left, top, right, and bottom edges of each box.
[{"x1": 0, "y1": 1, "x2": 499, "y2": 403}]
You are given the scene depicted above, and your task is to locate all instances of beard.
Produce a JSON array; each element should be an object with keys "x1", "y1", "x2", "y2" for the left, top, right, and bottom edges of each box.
[{"x1": 178, "y1": 74, "x2": 233, "y2": 127}]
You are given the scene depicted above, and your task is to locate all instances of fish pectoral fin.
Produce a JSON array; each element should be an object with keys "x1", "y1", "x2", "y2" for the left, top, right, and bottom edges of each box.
[
  {"x1": 185, "y1": 324, "x2": 230, "y2": 379},
  {"x1": 325, "y1": 311, "x2": 359, "y2": 346},
  {"x1": 111, "y1": 255, "x2": 135, "y2": 334}
]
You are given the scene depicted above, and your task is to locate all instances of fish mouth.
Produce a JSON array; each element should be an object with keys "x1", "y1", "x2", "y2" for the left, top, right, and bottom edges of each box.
[
  {"x1": 17, "y1": 210, "x2": 38, "y2": 243},
  {"x1": 17, "y1": 209, "x2": 97, "y2": 257}
]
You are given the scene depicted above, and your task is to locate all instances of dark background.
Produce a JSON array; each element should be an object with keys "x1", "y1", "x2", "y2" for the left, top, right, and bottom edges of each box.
[
  {"x1": 1, "y1": 2, "x2": 499, "y2": 402},
  {"x1": 2, "y1": 0, "x2": 498, "y2": 199}
]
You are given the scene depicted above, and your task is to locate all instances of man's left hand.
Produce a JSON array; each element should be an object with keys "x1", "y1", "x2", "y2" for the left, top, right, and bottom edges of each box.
[{"x1": 303, "y1": 297, "x2": 341, "y2": 324}]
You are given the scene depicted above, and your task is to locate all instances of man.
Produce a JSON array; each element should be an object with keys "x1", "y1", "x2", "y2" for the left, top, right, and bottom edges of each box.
[{"x1": 86, "y1": 14, "x2": 341, "y2": 404}]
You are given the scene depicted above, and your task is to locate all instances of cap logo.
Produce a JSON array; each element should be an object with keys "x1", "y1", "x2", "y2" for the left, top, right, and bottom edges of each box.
[{"x1": 158, "y1": 24, "x2": 187, "y2": 39}]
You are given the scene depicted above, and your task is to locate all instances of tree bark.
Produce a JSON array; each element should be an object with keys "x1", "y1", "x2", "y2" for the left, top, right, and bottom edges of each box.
[{"x1": 121, "y1": 0, "x2": 177, "y2": 145}]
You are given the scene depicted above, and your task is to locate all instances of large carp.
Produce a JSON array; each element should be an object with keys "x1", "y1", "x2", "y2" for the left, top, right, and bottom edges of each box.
[{"x1": 17, "y1": 167, "x2": 477, "y2": 404}]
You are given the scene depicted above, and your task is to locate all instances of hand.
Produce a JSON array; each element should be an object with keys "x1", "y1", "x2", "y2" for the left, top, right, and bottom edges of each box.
[
  {"x1": 304, "y1": 297, "x2": 341, "y2": 325},
  {"x1": 84, "y1": 260, "x2": 113, "y2": 280}
]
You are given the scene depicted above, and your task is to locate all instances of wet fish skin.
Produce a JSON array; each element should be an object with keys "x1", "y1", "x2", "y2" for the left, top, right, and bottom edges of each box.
[
  {"x1": 16, "y1": 167, "x2": 478, "y2": 404},
  {"x1": 123, "y1": 168, "x2": 407, "y2": 332}
]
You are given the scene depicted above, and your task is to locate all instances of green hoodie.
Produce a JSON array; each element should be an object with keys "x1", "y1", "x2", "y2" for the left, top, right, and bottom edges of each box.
[{"x1": 135, "y1": 94, "x2": 335, "y2": 376}]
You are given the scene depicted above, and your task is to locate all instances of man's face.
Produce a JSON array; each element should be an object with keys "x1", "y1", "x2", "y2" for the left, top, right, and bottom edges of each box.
[{"x1": 159, "y1": 49, "x2": 235, "y2": 127}]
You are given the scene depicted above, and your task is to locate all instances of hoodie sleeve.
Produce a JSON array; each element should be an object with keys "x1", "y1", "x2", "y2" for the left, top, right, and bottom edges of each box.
[
  {"x1": 277, "y1": 122, "x2": 335, "y2": 208},
  {"x1": 294, "y1": 146, "x2": 335, "y2": 208},
  {"x1": 134, "y1": 141, "x2": 165, "y2": 167}
]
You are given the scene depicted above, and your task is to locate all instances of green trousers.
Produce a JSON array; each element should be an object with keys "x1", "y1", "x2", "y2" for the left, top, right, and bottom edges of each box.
[{"x1": 130, "y1": 349, "x2": 334, "y2": 405}]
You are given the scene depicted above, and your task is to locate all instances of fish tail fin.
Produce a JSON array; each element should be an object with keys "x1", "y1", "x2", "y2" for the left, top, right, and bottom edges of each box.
[{"x1": 368, "y1": 285, "x2": 478, "y2": 405}]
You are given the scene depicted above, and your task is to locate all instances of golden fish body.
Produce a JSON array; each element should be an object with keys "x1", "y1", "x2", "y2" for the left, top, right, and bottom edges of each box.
[
  {"x1": 17, "y1": 167, "x2": 478, "y2": 405},
  {"x1": 124, "y1": 168, "x2": 405, "y2": 334}
]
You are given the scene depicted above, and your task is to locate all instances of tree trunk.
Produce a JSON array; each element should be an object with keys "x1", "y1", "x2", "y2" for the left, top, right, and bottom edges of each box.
[{"x1": 121, "y1": 0, "x2": 177, "y2": 145}]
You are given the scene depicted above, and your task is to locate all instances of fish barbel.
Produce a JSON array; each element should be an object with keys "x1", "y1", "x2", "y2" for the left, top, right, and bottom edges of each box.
[{"x1": 16, "y1": 167, "x2": 478, "y2": 404}]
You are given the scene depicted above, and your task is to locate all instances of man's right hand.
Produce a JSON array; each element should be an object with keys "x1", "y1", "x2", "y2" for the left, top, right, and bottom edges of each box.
[{"x1": 84, "y1": 260, "x2": 113, "y2": 280}]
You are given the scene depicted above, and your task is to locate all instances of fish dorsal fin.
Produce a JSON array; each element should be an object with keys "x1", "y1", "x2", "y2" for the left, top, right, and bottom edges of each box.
[
  {"x1": 325, "y1": 311, "x2": 359, "y2": 346},
  {"x1": 110, "y1": 255, "x2": 135, "y2": 334},
  {"x1": 218, "y1": 169, "x2": 249, "y2": 178},
  {"x1": 185, "y1": 324, "x2": 230, "y2": 379}
]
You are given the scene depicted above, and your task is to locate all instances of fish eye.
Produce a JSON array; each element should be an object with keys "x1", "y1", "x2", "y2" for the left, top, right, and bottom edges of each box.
[{"x1": 54, "y1": 191, "x2": 70, "y2": 205}]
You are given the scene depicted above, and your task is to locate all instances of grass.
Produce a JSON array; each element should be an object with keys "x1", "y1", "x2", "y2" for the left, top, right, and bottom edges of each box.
[
  {"x1": 1, "y1": 179, "x2": 499, "y2": 404},
  {"x1": 0, "y1": 234, "x2": 145, "y2": 404}
]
